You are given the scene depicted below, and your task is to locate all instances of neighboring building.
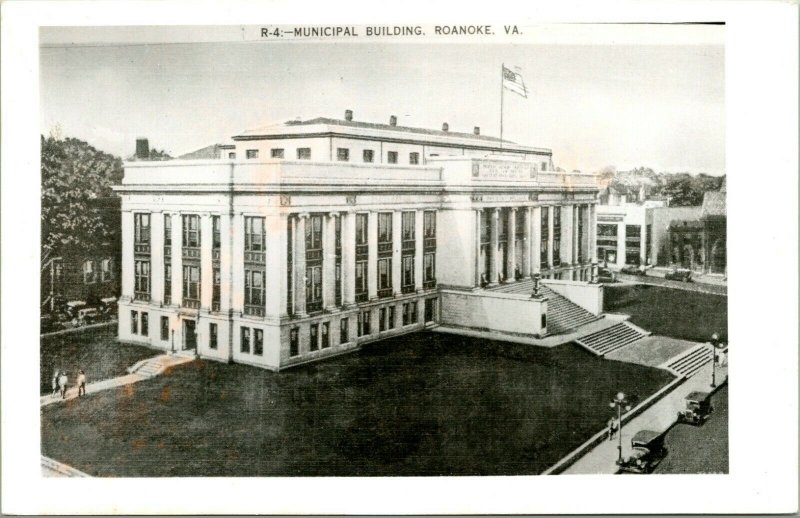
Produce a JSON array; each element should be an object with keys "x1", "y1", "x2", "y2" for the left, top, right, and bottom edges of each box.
[
  {"x1": 41, "y1": 196, "x2": 121, "y2": 310},
  {"x1": 178, "y1": 144, "x2": 236, "y2": 160},
  {"x1": 115, "y1": 111, "x2": 599, "y2": 370}
]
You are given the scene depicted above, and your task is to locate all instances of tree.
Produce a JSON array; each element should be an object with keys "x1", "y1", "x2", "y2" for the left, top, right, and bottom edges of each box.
[{"x1": 41, "y1": 135, "x2": 123, "y2": 257}]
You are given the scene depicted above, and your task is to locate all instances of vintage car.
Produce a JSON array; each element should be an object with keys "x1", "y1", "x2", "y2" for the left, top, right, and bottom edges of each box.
[
  {"x1": 677, "y1": 391, "x2": 713, "y2": 425},
  {"x1": 617, "y1": 429, "x2": 668, "y2": 474},
  {"x1": 100, "y1": 296, "x2": 118, "y2": 317},
  {"x1": 597, "y1": 267, "x2": 616, "y2": 283},
  {"x1": 665, "y1": 268, "x2": 693, "y2": 282},
  {"x1": 619, "y1": 265, "x2": 647, "y2": 276}
]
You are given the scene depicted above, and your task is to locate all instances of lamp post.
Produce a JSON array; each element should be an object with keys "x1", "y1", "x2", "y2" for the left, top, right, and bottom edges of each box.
[
  {"x1": 590, "y1": 261, "x2": 599, "y2": 284},
  {"x1": 531, "y1": 272, "x2": 541, "y2": 298},
  {"x1": 710, "y1": 332, "x2": 719, "y2": 388},
  {"x1": 610, "y1": 391, "x2": 632, "y2": 465}
]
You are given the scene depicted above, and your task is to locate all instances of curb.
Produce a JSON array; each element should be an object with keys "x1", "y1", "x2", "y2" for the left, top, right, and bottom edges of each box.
[
  {"x1": 40, "y1": 321, "x2": 117, "y2": 338},
  {"x1": 541, "y1": 375, "x2": 685, "y2": 475}
]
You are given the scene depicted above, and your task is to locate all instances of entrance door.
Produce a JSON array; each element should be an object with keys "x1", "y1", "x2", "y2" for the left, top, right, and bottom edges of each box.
[{"x1": 183, "y1": 319, "x2": 197, "y2": 350}]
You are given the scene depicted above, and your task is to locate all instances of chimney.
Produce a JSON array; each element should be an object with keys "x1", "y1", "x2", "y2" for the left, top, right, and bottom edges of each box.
[
  {"x1": 442, "y1": 122, "x2": 449, "y2": 132},
  {"x1": 389, "y1": 115, "x2": 397, "y2": 126},
  {"x1": 344, "y1": 109, "x2": 353, "y2": 121},
  {"x1": 135, "y1": 138, "x2": 149, "y2": 160},
  {"x1": 473, "y1": 126, "x2": 480, "y2": 135}
]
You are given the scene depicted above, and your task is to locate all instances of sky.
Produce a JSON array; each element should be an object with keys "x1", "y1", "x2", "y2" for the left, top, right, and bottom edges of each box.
[{"x1": 40, "y1": 29, "x2": 725, "y2": 174}]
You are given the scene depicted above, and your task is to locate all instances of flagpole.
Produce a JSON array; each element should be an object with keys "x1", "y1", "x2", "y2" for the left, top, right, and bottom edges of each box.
[{"x1": 500, "y1": 63, "x2": 504, "y2": 149}]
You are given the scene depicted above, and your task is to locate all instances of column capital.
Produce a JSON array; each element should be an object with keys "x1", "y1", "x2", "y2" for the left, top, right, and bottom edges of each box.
[
  {"x1": 493, "y1": 207, "x2": 501, "y2": 214},
  {"x1": 298, "y1": 212, "x2": 310, "y2": 220},
  {"x1": 510, "y1": 207, "x2": 518, "y2": 213}
]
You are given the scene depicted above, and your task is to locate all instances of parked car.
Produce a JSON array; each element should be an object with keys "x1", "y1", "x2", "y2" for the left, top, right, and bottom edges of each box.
[
  {"x1": 677, "y1": 391, "x2": 713, "y2": 425},
  {"x1": 619, "y1": 265, "x2": 647, "y2": 276},
  {"x1": 100, "y1": 296, "x2": 118, "y2": 318},
  {"x1": 665, "y1": 268, "x2": 693, "y2": 282},
  {"x1": 617, "y1": 429, "x2": 668, "y2": 474},
  {"x1": 597, "y1": 268, "x2": 616, "y2": 283},
  {"x1": 77, "y1": 307, "x2": 103, "y2": 325}
]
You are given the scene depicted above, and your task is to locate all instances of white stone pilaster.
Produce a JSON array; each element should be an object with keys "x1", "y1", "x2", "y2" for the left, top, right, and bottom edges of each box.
[
  {"x1": 323, "y1": 213, "x2": 337, "y2": 309},
  {"x1": 415, "y1": 210, "x2": 424, "y2": 290},
  {"x1": 171, "y1": 213, "x2": 183, "y2": 306},
  {"x1": 367, "y1": 211, "x2": 378, "y2": 299},
  {"x1": 121, "y1": 210, "x2": 134, "y2": 300},
  {"x1": 489, "y1": 208, "x2": 499, "y2": 285},
  {"x1": 342, "y1": 211, "x2": 356, "y2": 306},
  {"x1": 294, "y1": 214, "x2": 307, "y2": 316},
  {"x1": 265, "y1": 213, "x2": 286, "y2": 316},
  {"x1": 392, "y1": 211, "x2": 402, "y2": 295},
  {"x1": 150, "y1": 212, "x2": 164, "y2": 305},
  {"x1": 219, "y1": 213, "x2": 232, "y2": 313},
  {"x1": 200, "y1": 214, "x2": 213, "y2": 310},
  {"x1": 506, "y1": 208, "x2": 517, "y2": 282},
  {"x1": 532, "y1": 206, "x2": 542, "y2": 274}
]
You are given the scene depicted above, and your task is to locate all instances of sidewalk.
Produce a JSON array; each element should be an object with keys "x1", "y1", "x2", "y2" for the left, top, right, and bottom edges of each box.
[{"x1": 563, "y1": 363, "x2": 728, "y2": 474}]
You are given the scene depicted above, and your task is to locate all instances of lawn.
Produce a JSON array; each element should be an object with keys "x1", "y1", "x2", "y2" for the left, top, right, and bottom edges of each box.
[
  {"x1": 655, "y1": 384, "x2": 728, "y2": 474},
  {"x1": 604, "y1": 284, "x2": 728, "y2": 343},
  {"x1": 41, "y1": 332, "x2": 674, "y2": 476},
  {"x1": 40, "y1": 325, "x2": 156, "y2": 395}
]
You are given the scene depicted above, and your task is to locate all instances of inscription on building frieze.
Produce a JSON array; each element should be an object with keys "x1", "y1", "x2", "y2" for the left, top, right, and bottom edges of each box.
[{"x1": 473, "y1": 161, "x2": 538, "y2": 181}]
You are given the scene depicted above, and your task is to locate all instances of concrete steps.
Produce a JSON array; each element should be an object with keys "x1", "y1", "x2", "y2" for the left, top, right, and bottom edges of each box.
[
  {"x1": 661, "y1": 344, "x2": 712, "y2": 378},
  {"x1": 575, "y1": 322, "x2": 649, "y2": 356},
  {"x1": 539, "y1": 286, "x2": 601, "y2": 334},
  {"x1": 127, "y1": 353, "x2": 194, "y2": 378}
]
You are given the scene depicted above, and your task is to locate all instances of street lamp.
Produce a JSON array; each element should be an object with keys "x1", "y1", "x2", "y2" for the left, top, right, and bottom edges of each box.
[
  {"x1": 710, "y1": 332, "x2": 720, "y2": 388},
  {"x1": 610, "y1": 391, "x2": 632, "y2": 465},
  {"x1": 531, "y1": 273, "x2": 541, "y2": 298}
]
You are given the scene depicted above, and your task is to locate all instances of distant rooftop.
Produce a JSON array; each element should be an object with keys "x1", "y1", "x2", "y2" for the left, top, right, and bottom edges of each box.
[
  {"x1": 178, "y1": 143, "x2": 235, "y2": 160},
  {"x1": 701, "y1": 191, "x2": 726, "y2": 218}
]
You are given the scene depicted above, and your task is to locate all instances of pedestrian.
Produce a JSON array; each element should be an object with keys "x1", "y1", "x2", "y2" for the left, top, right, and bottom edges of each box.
[
  {"x1": 51, "y1": 370, "x2": 59, "y2": 397},
  {"x1": 608, "y1": 417, "x2": 618, "y2": 441},
  {"x1": 58, "y1": 371, "x2": 68, "y2": 399},
  {"x1": 77, "y1": 370, "x2": 87, "y2": 397}
]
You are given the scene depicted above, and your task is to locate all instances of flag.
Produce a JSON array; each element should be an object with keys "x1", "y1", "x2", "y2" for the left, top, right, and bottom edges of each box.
[{"x1": 502, "y1": 65, "x2": 528, "y2": 98}]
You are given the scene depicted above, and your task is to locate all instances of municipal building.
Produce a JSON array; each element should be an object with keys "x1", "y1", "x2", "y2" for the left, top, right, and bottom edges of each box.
[{"x1": 116, "y1": 110, "x2": 603, "y2": 370}]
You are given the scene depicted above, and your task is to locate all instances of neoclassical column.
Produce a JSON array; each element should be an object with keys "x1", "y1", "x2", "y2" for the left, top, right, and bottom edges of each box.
[
  {"x1": 218, "y1": 213, "x2": 233, "y2": 314},
  {"x1": 547, "y1": 206, "x2": 555, "y2": 269},
  {"x1": 171, "y1": 213, "x2": 183, "y2": 307},
  {"x1": 230, "y1": 213, "x2": 245, "y2": 313},
  {"x1": 199, "y1": 213, "x2": 213, "y2": 310},
  {"x1": 573, "y1": 205, "x2": 580, "y2": 265},
  {"x1": 341, "y1": 211, "x2": 356, "y2": 306},
  {"x1": 150, "y1": 211, "x2": 164, "y2": 305},
  {"x1": 640, "y1": 222, "x2": 647, "y2": 266},
  {"x1": 392, "y1": 210, "x2": 402, "y2": 295},
  {"x1": 294, "y1": 213, "x2": 308, "y2": 316},
  {"x1": 474, "y1": 209, "x2": 482, "y2": 287},
  {"x1": 560, "y1": 205, "x2": 573, "y2": 266},
  {"x1": 531, "y1": 206, "x2": 542, "y2": 274},
  {"x1": 506, "y1": 208, "x2": 517, "y2": 282},
  {"x1": 520, "y1": 207, "x2": 529, "y2": 279},
  {"x1": 588, "y1": 204, "x2": 597, "y2": 263},
  {"x1": 367, "y1": 211, "x2": 378, "y2": 299},
  {"x1": 414, "y1": 209, "x2": 424, "y2": 290},
  {"x1": 120, "y1": 210, "x2": 134, "y2": 300},
  {"x1": 265, "y1": 213, "x2": 287, "y2": 316},
  {"x1": 322, "y1": 212, "x2": 338, "y2": 310},
  {"x1": 488, "y1": 208, "x2": 500, "y2": 285}
]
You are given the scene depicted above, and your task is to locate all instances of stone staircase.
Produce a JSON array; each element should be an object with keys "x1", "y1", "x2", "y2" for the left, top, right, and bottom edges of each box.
[
  {"x1": 127, "y1": 353, "x2": 194, "y2": 378},
  {"x1": 539, "y1": 285, "x2": 602, "y2": 334},
  {"x1": 660, "y1": 343, "x2": 712, "y2": 378},
  {"x1": 575, "y1": 321, "x2": 650, "y2": 356}
]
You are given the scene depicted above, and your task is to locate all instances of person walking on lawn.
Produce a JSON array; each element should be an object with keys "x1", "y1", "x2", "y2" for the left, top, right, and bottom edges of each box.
[
  {"x1": 51, "y1": 370, "x2": 59, "y2": 397},
  {"x1": 57, "y1": 371, "x2": 68, "y2": 399},
  {"x1": 77, "y1": 370, "x2": 87, "y2": 397},
  {"x1": 608, "y1": 417, "x2": 618, "y2": 441}
]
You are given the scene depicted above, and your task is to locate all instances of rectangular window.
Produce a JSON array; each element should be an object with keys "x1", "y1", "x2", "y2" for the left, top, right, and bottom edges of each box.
[
  {"x1": 164, "y1": 216, "x2": 172, "y2": 246},
  {"x1": 101, "y1": 259, "x2": 113, "y2": 281},
  {"x1": 271, "y1": 148, "x2": 284, "y2": 159},
  {"x1": 182, "y1": 265, "x2": 200, "y2": 300},
  {"x1": 425, "y1": 298, "x2": 437, "y2": 323},
  {"x1": 362, "y1": 149, "x2": 374, "y2": 163},
  {"x1": 402, "y1": 303, "x2": 410, "y2": 326},
  {"x1": 164, "y1": 264, "x2": 171, "y2": 301},
  {"x1": 388, "y1": 306, "x2": 395, "y2": 329},
  {"x1": 541, "y1": 161, "x2": 547, "y2": 171},
  {"x1": 378, "y1": 257, "x2": 392, "y2": 290},
  {"x1": 423, "y1": 211, "x2": 436, "y2": 238},
  {"x1": 409, "y1": 152, "x2": 420, "y2": 165},
  {"x1": 246, "y1": 149, "x2": 259, "y2": 159},
  {"x1": 289, "y1": 327, "x2": 299, "y2": 357},
  {"x1": 321, "y1": 322, "x2": 330, "y2": 348},
  {"x1": 340, "y1": 318, "x2": 349, "y2": 344},
  {"x1": 361, "y1": 310, "x2": 371, "y2": 336},
  {"x1": 337, "y1": 148, "x2": 349, "y2": 161},
  {"x1": 130, "y1": 310, "x2": 138, "y2": 335},
  {"x1": 141, "y1": 312, "x2": 149, "y2": 336},
  {"x1": 377, "y1": 212, "x2": 393, "y2": 243},
  {"x1": 355, "y1": 260, "x2": 368, "y2": 296},
  {"x1": 245, "y1": 269, "x2": 265, "y2": 306},
  {"x1": 209, "y1": 323, "x2": 218, "y2": 349},
  {"x1": 83, "y1": 260, "x2": 96, "y2": 284},
  {"x1": 134, "y1": 260, "x2": 151, "y2": 295},
  {"x1": 244, "y1": 216, "x2": 265, "y2": 252},
  {"x1": 402, "y1": 211, "x2": 415, "y2": 241},
  {"x1": 410, "y1": 301, "x2": 418, "y2": 324},
  {"x1": 309, "y1": 323, "x2": 319, "y2": 351},
  {"x1": 402, "y1": 255, "x2": 415, "y2": 289},
  {"x1": 228, "y1": 152, "x2": 236, "y2": 159},
  {"x1": 379, "y1": 307, "x2": 387, "y2": 332},
  {"x1": 297, "y1": 147, "x2": 311, "y2": 160},
  {"x1": 553, "y1": 207, "x2": 561, "y2": 229},
  {"x1": 306, "y1": 265, "x2": 322, "y2": 310},
  {"x1": 240, "y1": 327, "x2": 251, "y2": 353},
  {"x1": 387, "y1": 151, "x2": 398, "y2": 164},
  {"x1": 182, "y1": 214, "x2": 200, "y2": 247},
  {"x1": 424, "y1": 252, "x2": 435, "y2": 282},
  {"x1": 254, "y1": 329, "x2": 263, "y2": 355},
  {"x1": 212, "y1": 268, "x2": 221, "y2": 307},
  {"x1": 356, "y1": 213, "x2": 368, "y2": 245},
  {"x1": 134, "y1": 213, "x2": 150, "y2": 244},
  {"x1": 160, "y1": 316, "x2": 169, "y2": 341},
  {"x1": 212, "y1": 216, "x2": 221, "y2": 249},
  {"x1": 305, "y1": 214, "x2": 323, "y2": 250}
]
